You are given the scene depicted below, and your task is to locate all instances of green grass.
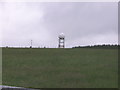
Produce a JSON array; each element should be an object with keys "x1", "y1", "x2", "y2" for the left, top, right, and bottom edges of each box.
[
  {"x1": 0, "y1": 48, "x2": 2, "y2": 85},
  {"x1": 2, "y1": 48, "x2": 118, "y2": 88}
]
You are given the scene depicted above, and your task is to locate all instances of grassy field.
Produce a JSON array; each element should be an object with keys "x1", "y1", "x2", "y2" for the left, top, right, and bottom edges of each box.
[{"x1": 2, "y1": 48, "x2": 118, "y2": 88}]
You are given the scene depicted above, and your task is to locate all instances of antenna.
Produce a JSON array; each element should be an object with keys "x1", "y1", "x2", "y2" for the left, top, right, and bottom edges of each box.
[{"x1": 30, "y1": 40, "x2": 32, "y2": 48}]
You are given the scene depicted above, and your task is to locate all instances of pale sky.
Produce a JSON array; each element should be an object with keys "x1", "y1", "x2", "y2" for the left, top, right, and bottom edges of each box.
[{"x1": 0, "y1": 2, "x2": 118, "y2": 48}]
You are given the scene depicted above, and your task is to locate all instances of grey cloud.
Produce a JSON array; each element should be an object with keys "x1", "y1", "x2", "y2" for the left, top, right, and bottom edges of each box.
[{"x1": 0, "y1": 2, "x2": 118, "y2": 48}]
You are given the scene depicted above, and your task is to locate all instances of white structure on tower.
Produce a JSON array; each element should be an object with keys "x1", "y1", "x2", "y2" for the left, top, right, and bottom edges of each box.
[{"x1": 58, "y1": 33, "x2": 65, "y2": 48}]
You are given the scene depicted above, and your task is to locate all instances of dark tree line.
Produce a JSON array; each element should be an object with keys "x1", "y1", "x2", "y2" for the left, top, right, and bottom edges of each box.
[{"x1": 72, "y1": 44, "x2": 120, "y2": 49}]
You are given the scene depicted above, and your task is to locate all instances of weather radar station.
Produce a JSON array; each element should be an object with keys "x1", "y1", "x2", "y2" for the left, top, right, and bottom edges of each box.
[{"x1": 58, "y1": 33, "x2": 65, "y2": 48}]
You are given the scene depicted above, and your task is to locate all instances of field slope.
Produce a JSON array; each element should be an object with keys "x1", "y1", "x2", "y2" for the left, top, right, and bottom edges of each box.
[{"x1": 2, "y1": 48, "x2": 118, "y2": 88}]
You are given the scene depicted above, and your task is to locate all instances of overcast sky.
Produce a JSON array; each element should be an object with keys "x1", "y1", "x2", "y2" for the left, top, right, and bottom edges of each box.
[{"x1": 0, "y1": 2, "x2": 118, "y2": 48}]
